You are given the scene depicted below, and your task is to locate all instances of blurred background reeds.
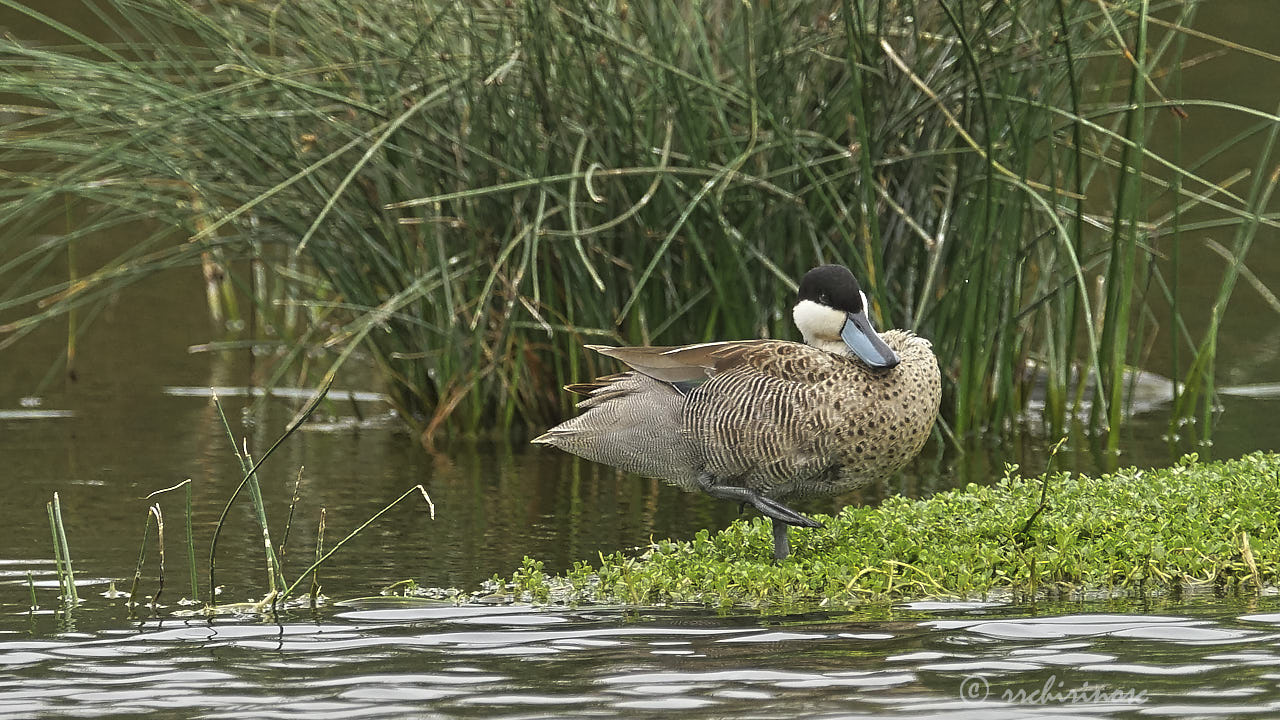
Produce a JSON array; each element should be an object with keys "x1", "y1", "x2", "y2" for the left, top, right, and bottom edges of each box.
[{"x1": 1, "y1": 0, "x2": 1275, "y2": 452}]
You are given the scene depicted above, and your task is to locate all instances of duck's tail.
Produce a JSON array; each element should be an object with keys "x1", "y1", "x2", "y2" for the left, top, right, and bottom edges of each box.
[{"x1": 532, "y1": 372, "x2": 700, "y2": 488}]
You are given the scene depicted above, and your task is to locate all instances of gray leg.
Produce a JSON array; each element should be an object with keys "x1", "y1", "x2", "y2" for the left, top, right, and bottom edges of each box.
[
  {"x1": 695, "y1": 474, "x2": 822, "y2": 528},
  {"x1": 771, "y1": 519, "x2": 790, "y2": 561}
]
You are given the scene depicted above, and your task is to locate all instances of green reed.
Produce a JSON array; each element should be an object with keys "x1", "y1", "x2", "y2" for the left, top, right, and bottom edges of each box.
[
  {"x1": 211, "y1": 393, "x2": 283, "y2": 601},
  {"x1": 0, "y1": 0, "x2": 1276, "y2": 450},
  {"x1": 45, "y1": 493, "x2": 77, "y2": 607}
]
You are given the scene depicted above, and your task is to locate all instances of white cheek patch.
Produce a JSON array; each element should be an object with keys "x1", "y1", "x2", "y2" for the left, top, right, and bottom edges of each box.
[{"x1": 792, "y1": 300, "x2": 845, "y2": 344}]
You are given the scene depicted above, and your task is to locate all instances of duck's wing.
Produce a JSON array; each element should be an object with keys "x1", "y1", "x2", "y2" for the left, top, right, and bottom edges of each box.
[
  {"x1": 543, "y1": 340, "x2": 841, "y2": 493},
  {"x1": 680, "y1": 342, "x2": 852, "y2": 494},
  {"x1": 586, "y1": 340, "x2": 772, "y2": 385}
]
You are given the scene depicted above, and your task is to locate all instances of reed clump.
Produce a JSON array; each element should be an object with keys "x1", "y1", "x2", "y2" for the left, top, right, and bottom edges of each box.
[{"x1": 0, "y1": 1, "x2": 1275, "y2": 446}]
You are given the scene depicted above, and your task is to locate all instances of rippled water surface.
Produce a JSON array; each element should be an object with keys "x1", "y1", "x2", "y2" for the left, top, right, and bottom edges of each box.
[
  {"x1": 6, "y1": 597, "x2": 1280, "y2": 718},
  {"x1": 4, "y1": 2, "x2": 1280, "y2": 718}
]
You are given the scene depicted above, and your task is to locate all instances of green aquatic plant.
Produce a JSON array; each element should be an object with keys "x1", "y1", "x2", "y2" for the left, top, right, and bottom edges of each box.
[
  {"x1": 0, "y1": 0, "x2": 1276, "y2": 450},
  {"x1": 506, "y1": 452, "x2": 1280, "y2": 608},
  {"x1": 45, "y1": 492, "x2": 78, "y2": 608},
  {"x1": 112, "y1": 376, "x2": 437, "y2": 614}
]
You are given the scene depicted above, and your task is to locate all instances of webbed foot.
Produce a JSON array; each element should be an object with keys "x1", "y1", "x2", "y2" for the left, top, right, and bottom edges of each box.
[{"x1": 696, "y1": 474, "x2": 823, "y2": 530}]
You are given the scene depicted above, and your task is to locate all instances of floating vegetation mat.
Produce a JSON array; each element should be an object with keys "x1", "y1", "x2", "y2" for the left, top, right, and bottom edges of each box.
[{"x1": 506, "y1": 453, "x2": 1280, "y2": 608}]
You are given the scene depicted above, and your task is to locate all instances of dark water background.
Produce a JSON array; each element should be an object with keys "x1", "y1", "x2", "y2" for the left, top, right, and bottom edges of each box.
[{"x1": 2, "y1": 1, "x2": 1280, "y2": 717}]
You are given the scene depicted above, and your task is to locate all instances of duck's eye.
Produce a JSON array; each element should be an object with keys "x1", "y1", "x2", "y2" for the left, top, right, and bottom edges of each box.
[{"x1": 819, "y1": 293, "x2": 830, "y2": 305}]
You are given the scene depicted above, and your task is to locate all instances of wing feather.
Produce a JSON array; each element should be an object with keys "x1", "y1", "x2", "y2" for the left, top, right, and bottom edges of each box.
[
  {"x1": 587, "y1": 341, "x2": 769, "y2": 383},
  {"x1": 682, "y1": 342, "x2": 845, "y2": 493}
]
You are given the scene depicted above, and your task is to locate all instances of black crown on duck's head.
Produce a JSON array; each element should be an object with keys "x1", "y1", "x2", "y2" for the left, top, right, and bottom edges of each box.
[{"x1": 797, "y1": 264, "x2": 864, "y2": 313}]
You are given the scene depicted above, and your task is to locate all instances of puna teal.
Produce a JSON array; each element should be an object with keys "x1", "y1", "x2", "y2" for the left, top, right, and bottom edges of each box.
[{"x1": 533, "y1": 264, "x2": 942, "y2": 560}]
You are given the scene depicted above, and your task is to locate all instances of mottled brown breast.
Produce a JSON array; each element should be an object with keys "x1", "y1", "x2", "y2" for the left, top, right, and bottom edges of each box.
[{"x1": 682, "y1": 331, "x2": 940, "y2": 500}]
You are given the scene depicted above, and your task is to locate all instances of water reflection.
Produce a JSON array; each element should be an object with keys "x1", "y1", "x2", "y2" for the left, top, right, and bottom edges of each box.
[
  {"x1": 2, "y1": 598, "x2": 1280, "y2": 717},
  {"x1": 3, "y1": 379, "x2": 1279, "y2": 612},
  {"x1": 1, "y1": 2, "x2": 1278, "y2": 716}
]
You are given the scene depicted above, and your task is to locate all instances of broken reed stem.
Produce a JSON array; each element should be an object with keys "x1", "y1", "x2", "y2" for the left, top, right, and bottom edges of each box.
[
  {"x1": 310, "y1": 508, "x2": 326, "y2": 608},
  {"x1": 53, "y1": 493, "x2": 77, "y2": 603},
  {"x1": 146, "y1": 479, "x2": 198, "y2": 604},
  {"x1": 153, "y1": 504, "x2": 166, "y2": 606},
  {"x1": 129, "y1": 505, "x2": 159, "y2": 607},
  {"x1": 185, "y1": 480, "x2": 197, "y2": 603},
  {"x1": 279, "y1": 466, "x2": 306, "y2": 572}
]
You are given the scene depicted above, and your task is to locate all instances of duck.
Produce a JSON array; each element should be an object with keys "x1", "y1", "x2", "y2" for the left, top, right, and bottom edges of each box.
[{"x1": 532, "y1": 264, "x2": 941, "y2": 560}]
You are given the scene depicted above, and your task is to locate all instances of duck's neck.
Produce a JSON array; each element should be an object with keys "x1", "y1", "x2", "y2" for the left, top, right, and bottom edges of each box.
[
  {"x1": 806, "y1": 337, "x2": 852, "y2": 355},
  {"x1": 793, "y1": 300, "x2": 852, "y2": 355}
]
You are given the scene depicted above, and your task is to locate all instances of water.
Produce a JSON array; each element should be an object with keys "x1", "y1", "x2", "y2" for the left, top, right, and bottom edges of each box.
[
  {"x1": 3, "y1": 315, "x2": 1279, "y2": 717},
  {"x1": 5, "y1": 596, "x2": 1280, "y2": 717},
  {"x1": 3, "y1": 1, "x2": 1280, "y2": 717},
  {"x1": 5, "y1": 331, "x2": 1274, "y2": 610}
]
